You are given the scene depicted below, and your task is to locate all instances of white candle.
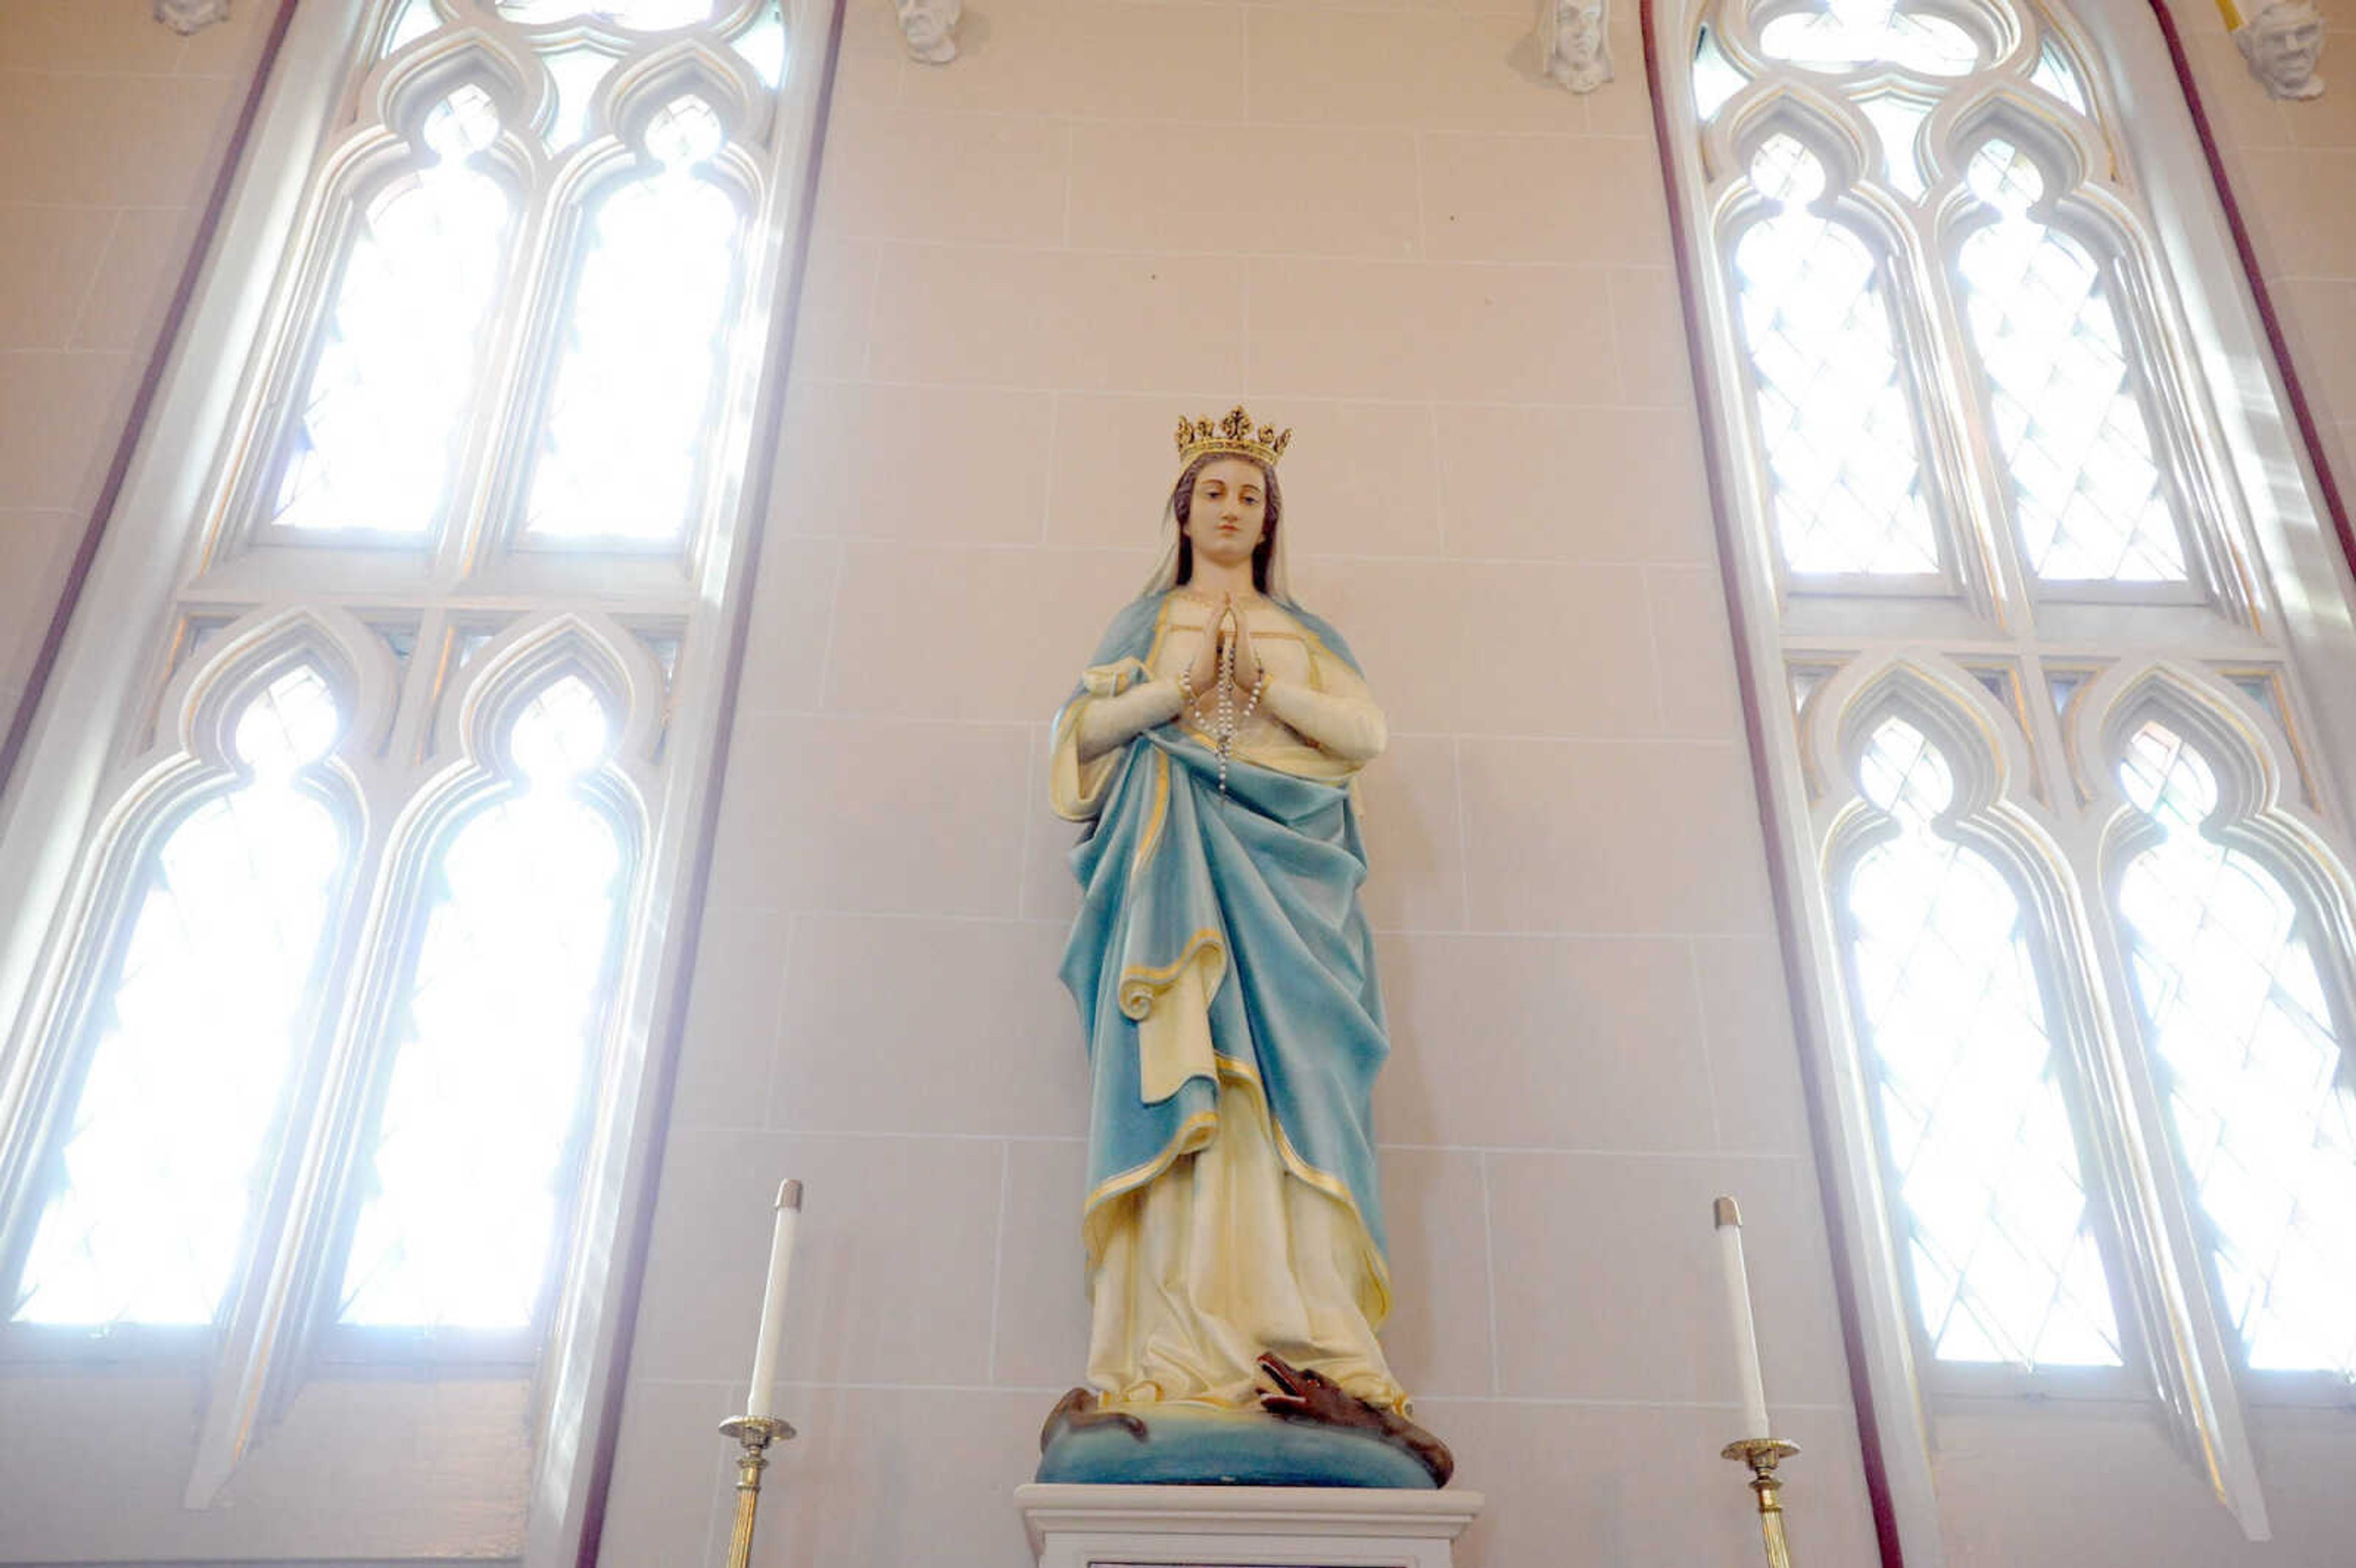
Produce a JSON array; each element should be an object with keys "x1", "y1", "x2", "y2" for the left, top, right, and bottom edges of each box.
[
  {"x1": 746, "y1": 1178, "x2": 803, "y2": 1421},
  {"x1": 1714, "y1": 1196, "x2": 1772, "y2": 1440}
]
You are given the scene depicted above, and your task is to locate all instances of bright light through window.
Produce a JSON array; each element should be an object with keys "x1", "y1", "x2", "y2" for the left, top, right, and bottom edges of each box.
[
  {"x1": 13, "y1": 668, "x2": 345, "y2": 1327},
  {"x1": 1958, "y1": 143, "x2": 2187, "y2": 583},
  {"x1": 2117, "y1": 721, "x2": 2356, "y2": 1375},
  {"x1": 1846, "y1": 717, "x2": 2123, "y2": 1366},
  {"x1": 271, "y1": 85, "x2": 514, "y2": 536},
  {"x1": 1755, "y1": 0, "x2": 1980, "y2": 75},
  {"x1": 1734, "y1": 137, "x2": 1942, "y2": 576},
  {"x1": 500, "y1": 0, "x2": 717, "y2": 26},
  {"x1": 336, "y1": 677, "x2": 625, "y2": 1328},
  {"x1": 521, "y1": 98, "x2": 742, "y2": 544}
]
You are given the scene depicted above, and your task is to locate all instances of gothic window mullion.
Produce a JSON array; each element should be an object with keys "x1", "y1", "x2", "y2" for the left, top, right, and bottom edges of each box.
[
  {"x1": 428, "y1": 110, "x2": 566, "y2": 589},
  {"x1": 182, "y1": 739, "x2": 415, "y2": 1504},
  {"x1": 1874, "y1": 180, "x2": 2025, "y2": 625},
  {"x1": 2023, "y1": 788, "x2": 2250, "y2": 1431},
  {"x1": 2095, "y1": 245, "x2": 2261, "y2": 621}
]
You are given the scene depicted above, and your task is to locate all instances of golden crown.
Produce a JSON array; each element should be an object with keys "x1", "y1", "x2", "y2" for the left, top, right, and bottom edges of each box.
[{"x1": 1175, "y1": 405, "x2": 1293, "y2": 469}]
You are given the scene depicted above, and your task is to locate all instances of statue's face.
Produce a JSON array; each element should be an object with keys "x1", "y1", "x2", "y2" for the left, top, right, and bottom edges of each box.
[{"x1": 1185, "y1": 457, "x2": 1268, "y2": 571}]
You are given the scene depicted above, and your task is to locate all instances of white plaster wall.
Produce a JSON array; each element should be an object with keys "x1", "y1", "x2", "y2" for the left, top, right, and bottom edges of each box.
[
  {"x1": 597, "y1": 2, "x2": 1885, "y2": 1566},
  {"x1": 0, "y1": 1, "x2": 268, "y2": 729}
]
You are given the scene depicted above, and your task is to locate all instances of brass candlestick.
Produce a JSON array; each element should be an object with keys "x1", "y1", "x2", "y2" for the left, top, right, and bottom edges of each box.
[
  {"x1": 717, "y1": 1415, "x2": 795, "y2": 1568},
  {"x1": 1721, "y1": 1437, "x2": 1801, "y2": 1568}
]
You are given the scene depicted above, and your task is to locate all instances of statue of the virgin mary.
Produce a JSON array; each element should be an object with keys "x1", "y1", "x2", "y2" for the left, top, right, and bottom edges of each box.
[{"x1": 1042, "y1": 407, "x2": 1450, "y2": 1488}]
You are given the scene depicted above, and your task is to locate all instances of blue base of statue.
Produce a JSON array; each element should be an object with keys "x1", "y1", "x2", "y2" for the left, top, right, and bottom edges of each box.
[{"x1": 1036, "y1": 1405, "x2": 1440, "y2": 1489}]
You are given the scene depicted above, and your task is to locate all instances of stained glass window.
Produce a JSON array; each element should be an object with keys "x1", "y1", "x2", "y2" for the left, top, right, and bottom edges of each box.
[
  {"x1": 1844, "y1": 717, "x2": 2122, "y2": 1366},
  {"x1": 1733, "y1": 137, "x2": 1941, "y2": 576},
  {"x1": 1957, "y1": 143, "x2": 2187, "y2": 583},
  {"x1": 337, "y1": 678, "x2": 626, "y2": 1328},
  {"x1": 270, "y1": 86, "x2": 514, "y2": 536},
  {"x1": 2116, "y1": 721, "x2": 2356, "y2": 1375},
  {"x1": 12, "y1": 668, "x2": 346, "y2": 1326}
]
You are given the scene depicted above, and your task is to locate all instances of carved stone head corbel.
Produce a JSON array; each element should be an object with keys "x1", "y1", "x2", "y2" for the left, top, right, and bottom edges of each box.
[
  {"x1": 2238, "y1": 0, "x2": 2328, "y2": 101},
  {"x1": 1539, "y1": 0, "x2": 1613, "y2": 93}
]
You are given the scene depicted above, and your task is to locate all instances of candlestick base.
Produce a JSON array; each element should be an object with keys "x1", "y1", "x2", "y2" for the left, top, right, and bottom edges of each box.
[
  {"x1": 718, "y1": 1416, "x2": 797, "y2": 1568},
  {"x1": 1720, "y1": 1437, "x2": 1800, "y2": 1568}
]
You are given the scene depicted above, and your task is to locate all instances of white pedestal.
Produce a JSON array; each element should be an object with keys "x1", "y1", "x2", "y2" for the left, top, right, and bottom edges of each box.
[{"x1": 1015, "y1": 1484, "x2": 1485, "y2": 1568}]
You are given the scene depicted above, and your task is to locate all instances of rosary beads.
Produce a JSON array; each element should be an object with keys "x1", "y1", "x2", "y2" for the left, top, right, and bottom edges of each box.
[{"x1": 1196, "y1": 615, "x2": 1265, "y2": 795}]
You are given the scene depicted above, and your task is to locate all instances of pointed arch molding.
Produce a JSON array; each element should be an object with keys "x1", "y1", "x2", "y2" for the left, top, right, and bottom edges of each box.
[
  {"x1": 0, "y1": 0, "x2": 842, "y2": 1559},
  {"x1": 1644, "y1": 1, "x2": 2356, "y2": 1563}
]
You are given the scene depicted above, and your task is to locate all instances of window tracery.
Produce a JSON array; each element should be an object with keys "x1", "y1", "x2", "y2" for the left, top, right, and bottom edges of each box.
[
  {"x1": 0, "y1": 0, "x2": 831, "y2": 1538},
  {"x1": 1660, "y1": 0, "x2": 2356, "y2": 1550}
]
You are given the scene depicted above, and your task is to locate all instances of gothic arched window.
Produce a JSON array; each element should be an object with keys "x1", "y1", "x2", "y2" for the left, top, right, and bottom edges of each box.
[
  {"x1": 0, "y1": 0, "x2": 832, "y2": 1551},
  {"x1": 13, "y1": 663, "x2": 352, "y2": 1327},
  {"x1": 1656, "y1": 0, "x2": 2356, "y2": 1551},
  {"x1": 1839, "y1": 710, "x2": 2120, "y2": 1369},
  {"x1": 2111, "y1": 715, "x2": 2356, "y2": 1378},
  {"x1": 335, "y1": 672, "x2": 631, "y2": 1329}
]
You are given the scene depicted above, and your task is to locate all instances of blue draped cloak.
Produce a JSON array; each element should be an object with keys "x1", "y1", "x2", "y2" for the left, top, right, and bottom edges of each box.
[{"x1": 1054, "y1": 593, "x2": 1391, "y2": 1321}]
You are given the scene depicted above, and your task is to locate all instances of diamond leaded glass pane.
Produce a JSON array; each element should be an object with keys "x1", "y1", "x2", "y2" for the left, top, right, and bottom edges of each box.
[
  {"x1": 2116, "y1": 721, "x2": 2356, "y2": 1375},
  {"x1": 1845, "y1": 717, "x2": 2122, "y2": 1366},
  {"x1": 270, "y1": 85, "x2": 514, "y2": 535},
  {"x1": 1734, "y1": 137, "x2": 1941, "y2": 576},
  {"x1": 520, "y1": 97, "x2": 743, "y2": 543},
  {"x1": 336, "y1": 678, "x2": 625, "y2": 1328},
  {"x1": 13, "y1": 669, "x2": 345, "y2": 1326},
  {"x1": 1957, "y1": 143, "x2": 2187, "y2": 583}
]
